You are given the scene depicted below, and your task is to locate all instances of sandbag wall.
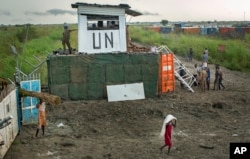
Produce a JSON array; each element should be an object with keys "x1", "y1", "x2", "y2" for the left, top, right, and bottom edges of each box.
[{"x1": 47, "y1": 53, "x2": 159, "y2": 100}]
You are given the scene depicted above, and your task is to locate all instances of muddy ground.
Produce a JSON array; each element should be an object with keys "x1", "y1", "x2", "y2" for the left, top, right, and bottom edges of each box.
[{"x1": 4, "y1": 57, "x2": 250, "y2": 159}]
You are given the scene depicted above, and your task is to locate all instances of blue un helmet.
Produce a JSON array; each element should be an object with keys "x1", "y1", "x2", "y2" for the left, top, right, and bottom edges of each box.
[{"x1": 63, "y1": 23, "x2": 68, "y2": 29}]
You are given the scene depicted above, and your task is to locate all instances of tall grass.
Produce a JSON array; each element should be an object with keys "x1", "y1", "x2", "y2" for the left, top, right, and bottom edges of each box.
[
  {"x1": 1, "y1": 25, "x2": 249, "y2": 85},
  {"x1": 129, "y1": 26, "x2": 250, "y2": 72},
  {"x1": 0, "y1": 24, "x2": 77, "y2": 85}
]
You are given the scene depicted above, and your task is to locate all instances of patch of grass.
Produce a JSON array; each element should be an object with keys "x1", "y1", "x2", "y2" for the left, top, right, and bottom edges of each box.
[
  {"x1": 1, "y1": 24, "x2": 249, "y2": 85},
  {"x1": 129, "y1": 26, "x2": 250, "y2": 73},
  {"x1": 12, "y1": 140, "x2": 20, "y2": 145}
]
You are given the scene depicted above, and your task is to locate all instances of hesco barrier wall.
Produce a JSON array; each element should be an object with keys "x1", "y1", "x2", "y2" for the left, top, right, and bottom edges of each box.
[{"x1": 47, "y1": 53, "x2": 159, "y2": 100}]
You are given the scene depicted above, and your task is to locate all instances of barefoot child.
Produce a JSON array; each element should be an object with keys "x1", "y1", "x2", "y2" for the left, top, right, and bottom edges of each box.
[
  {"x1": 160, "y1": 114, "x2": 177, "y2": 154},
  {"x1": 35, "y1": 98, "x2": 46, "y2": 137}
]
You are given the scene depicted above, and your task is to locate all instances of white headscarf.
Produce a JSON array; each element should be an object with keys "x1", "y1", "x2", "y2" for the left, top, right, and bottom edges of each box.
[{"x1": 159, "y1": 114, "x2": 177, "y2": 137}]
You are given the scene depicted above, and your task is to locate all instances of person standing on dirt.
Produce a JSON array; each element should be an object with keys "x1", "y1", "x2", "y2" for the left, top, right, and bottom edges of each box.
[
  {"x1": 35, "y1": 98, "x2": 46, "y2": 137},
  {"x1": 193, "y1": 64, "x2": 199, "y2": 86},
  {"x1": 213, "y1": 64, "x2": 220, "y2": 90},
  {"x1": 206, "y1": 67, "x2": 210, "y2": 90},
  {"x1": 179, "y1": 64, "x2": 186, "y2": 89},
  {"x1": 199, "y1": 66, "x2": 207, "y2": 92},
  {"x1": 62, "y1": 23, "x2": 77, "y2": 54},
  {"x1": 189, "y1": 48, "x2": 193, "y2": 61},
  {"x1": 160, "y1": 114, "x2": 177, "y2": 155},
  {"x1": 218, "y1": 68, "x2": 225, "y2": 90},
  {"x1": 202, "y1": 52, "x2": 208, "y2": 68},
  {"x1": 204, "y1": 48, "x2": 209, "y2": 56}
]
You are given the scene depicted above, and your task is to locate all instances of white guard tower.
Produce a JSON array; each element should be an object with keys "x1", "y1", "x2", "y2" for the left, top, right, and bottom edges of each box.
[{"x1": 72, "y1": 3, "x2": 140, "y2": 54}]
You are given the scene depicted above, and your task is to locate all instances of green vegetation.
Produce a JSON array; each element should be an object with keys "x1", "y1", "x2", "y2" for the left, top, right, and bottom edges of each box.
[
  {"x1": 0, "y1": 24, "x2": 249, "y2": 85},
  {"x1": 161, "y1": 20, "x2": 168, "y2": 26},
  {"x1": 129, "y1": 26, "x2": 250, "y2": 72},
  {"x1": 0, "y1": 24, "x2": 77, "y2": 85}
]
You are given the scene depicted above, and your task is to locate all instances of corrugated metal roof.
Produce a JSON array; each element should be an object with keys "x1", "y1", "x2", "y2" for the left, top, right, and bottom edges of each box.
[
  {"x1": 126, "y1": 9, "x2": 142, "y2": 17},
  {"x1": 71, "y1": 3, "x2": 131, "y2": 9},
  {"x1": 71, "y1": 2, "x2": 142, "y2": 17}
]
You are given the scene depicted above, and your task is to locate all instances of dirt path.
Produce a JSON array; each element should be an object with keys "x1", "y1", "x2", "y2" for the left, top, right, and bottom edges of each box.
[{"x1": 5, "y1": 57, "x2": 250, "y2": 159}]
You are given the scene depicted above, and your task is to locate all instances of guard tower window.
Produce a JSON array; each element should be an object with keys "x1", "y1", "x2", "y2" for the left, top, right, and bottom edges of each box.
[{"x1": 86, "y1": 15, "x2": 119, "y2": 30}]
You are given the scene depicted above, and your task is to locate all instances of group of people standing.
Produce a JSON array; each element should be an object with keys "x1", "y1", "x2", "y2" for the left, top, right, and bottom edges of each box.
[
  {"x1": 192, "y1": 48, "x2": 225, "y2": 91},
  {"x1": 193, "y1": 64, "x2": 211, "y2": 92},
  {"x1": 188, "y1": 47, "x2": 208, "y2": 65}
]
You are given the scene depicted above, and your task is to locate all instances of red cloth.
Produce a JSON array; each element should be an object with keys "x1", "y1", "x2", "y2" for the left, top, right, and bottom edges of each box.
[
  {"x1": 37, "y1": 102, "x2": 46, "y2": 129},
  {"x1": 164, "y1": 124, "x2": 173, "y2": 146}
]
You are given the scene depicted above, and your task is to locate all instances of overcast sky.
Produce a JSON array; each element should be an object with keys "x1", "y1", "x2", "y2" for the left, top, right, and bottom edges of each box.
[{"x1": 1, "y1": 0, "x2": 250, "y2": 25}]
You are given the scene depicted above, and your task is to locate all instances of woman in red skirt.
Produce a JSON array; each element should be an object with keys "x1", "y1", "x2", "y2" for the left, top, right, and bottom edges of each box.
[{"x1": 160, "y1": 114, "x2": 177, "y2": 154}]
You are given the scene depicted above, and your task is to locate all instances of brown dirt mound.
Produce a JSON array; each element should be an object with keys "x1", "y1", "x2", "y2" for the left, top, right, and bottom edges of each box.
[{"x1": 5, "y1": 56, "x2": 250, "y2": 159}]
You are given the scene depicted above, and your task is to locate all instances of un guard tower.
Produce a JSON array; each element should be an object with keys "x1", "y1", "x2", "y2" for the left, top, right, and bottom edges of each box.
[
  {"x1": 47, "y1": 2, "x2": 176, "y2": 101},
  {"x1": 71, "y1": 2, "x2": 141, "y2": 53}
]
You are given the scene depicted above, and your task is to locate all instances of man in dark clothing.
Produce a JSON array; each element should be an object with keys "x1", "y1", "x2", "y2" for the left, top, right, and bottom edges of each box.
[
  {"x1": 193, "y1": 64, "x2": 199, "y2": 86},
  {"x1": 179, "y1": 65, "x2": 186, "y2": 89},
  {"x1": 189, "y1": 48, "x2": 193, "y2": 61},
  {"x1": 218, "y1": 69, "x2": 225, "y2": 90},
  {"x1": 206, "y1": 68, "x2": 210, "y2": 90},
  {"x1": 62, "y1": 23, "x2": 77, "y2": 54},
  {"x1": 213, "y1": 65, "x2": 220, "y2": 90}
]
